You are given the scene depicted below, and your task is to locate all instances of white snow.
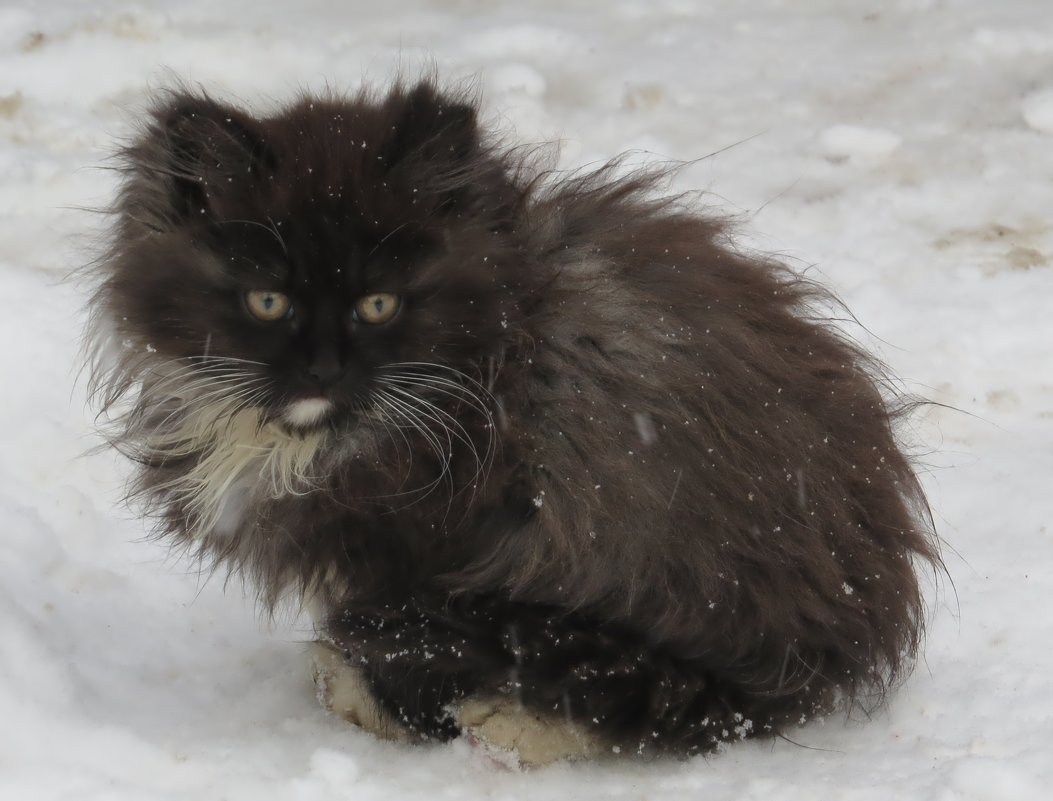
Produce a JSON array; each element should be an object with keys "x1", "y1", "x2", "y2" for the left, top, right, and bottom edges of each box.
[
  {"x1": 2, "y1": 1, "x2": 1052, "y2": 799},
  {"x1": 817, "y1": 124, "x2": 902, "y2": 162},
  {"x1": 1021, "y1": 88, "x2": 1053, "y2": 134}
]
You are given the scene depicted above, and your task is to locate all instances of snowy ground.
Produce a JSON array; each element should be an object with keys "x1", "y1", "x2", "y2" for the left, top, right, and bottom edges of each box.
[{"x1": 2, "y1": 1, "x2": 1052, "y2": 798}]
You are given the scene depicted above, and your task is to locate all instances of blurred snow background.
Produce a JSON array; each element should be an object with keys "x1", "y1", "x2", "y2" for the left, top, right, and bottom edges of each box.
[{"x1": 1, "y1": 1, "x2": 1051, "y2": 798}]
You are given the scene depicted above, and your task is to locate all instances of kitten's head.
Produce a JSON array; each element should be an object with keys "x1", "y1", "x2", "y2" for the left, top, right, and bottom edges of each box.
[{"x1": 92, "y1": 82, "x2": 526, "y2": 436}]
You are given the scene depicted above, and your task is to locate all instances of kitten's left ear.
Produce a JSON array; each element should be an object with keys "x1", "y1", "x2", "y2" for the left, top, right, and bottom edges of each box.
[
  {"x1": 143, "y1": 92, "x2": 276, "y2": 220},
  {"x1": 380, "y1": 83, "x2": 481, "y2": 169},
  {"x1": 381, "y1": 83, "x2": 516, "y2": 218}
]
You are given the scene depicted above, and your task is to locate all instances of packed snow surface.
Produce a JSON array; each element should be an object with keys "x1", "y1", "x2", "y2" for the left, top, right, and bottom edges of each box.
[{"x1": 2, "y1": 1, "x2": 1052, "y2": 799}]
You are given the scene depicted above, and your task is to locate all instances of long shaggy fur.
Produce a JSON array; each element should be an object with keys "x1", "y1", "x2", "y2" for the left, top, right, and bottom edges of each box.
[{"x1": 87, "y1": 79, "x2": 940, "y2": 757}]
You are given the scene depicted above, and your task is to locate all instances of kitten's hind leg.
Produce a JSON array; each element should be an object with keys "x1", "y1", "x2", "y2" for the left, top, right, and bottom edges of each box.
[
  {"x1": 330, "y1": 601, "x2": 608, "y2": 764},
  {"x1": 324, "y1": 601, "x2": 486, "y2": 741},
  {"x1": 309, "y1": 641, "x2": 412, "y2": 742},
  {"x1": 466, "y1": 604, "x2": 765, "y2": 759},
  {"x1": 454, "y1": 695, "x2": 607, "y2": 767}
]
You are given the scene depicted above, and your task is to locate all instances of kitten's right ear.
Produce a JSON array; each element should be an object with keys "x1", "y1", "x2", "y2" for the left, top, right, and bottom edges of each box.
[{"x1": 141, "y1": 93, "x2": 275, "y2": 220}]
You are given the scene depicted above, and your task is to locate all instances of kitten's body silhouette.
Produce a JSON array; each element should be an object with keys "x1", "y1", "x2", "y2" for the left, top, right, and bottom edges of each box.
[{"x1": 88, "y1": 81, "x2": 939, "y2": 763}]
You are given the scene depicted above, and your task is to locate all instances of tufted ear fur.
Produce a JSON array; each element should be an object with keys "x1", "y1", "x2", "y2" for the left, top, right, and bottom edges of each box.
[
  {"x1": 377, "y1": 82, "x2": 516, "y2": 224},
  {"x1": 380, "y1": 83, "x2": 481, "y2": 170},
  {"x1": 147, "y1": 94, "x2": 276, "y2": 221}
]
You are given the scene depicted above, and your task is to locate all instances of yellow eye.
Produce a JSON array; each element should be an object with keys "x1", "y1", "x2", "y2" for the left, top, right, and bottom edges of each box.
[
  {"x1": 245, "y1": 290, "x2": 291, "y2": 321},
  {"x1": 355, "y1": 293, "x2": 400, "y2": 325}
]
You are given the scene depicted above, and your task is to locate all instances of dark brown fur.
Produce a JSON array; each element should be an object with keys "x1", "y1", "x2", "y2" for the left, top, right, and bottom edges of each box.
[{"x1": 88, "y1": 79, "x2": 940, "y2": 755}]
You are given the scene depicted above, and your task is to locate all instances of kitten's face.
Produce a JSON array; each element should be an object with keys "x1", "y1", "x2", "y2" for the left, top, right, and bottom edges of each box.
[{"x1": 103, "y1": 85, "x2": 521, "y2": 433}]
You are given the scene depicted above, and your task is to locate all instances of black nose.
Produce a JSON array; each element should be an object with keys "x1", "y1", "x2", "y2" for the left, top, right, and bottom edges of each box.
[{"x1": 308, "y1": 346, "x2": 342, "y2": 384}]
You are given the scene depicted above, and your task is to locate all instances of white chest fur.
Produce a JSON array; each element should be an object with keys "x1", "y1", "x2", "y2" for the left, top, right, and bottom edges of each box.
[{"x1": 152, "y1": 406, "x2": 325, "y2": 539}]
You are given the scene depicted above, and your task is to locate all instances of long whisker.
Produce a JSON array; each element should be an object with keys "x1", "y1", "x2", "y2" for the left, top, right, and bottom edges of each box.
[
  {"x1": 384, "y1": 361, "x2": 498, "y2": 395},
  {"x1": 375, "y1": 364, "x2": 498, "y2": 482},
  {"x1": 370, "y1": 392, "x2": 451, "y2": 508},
  {"x1": 377, "y1": 390, "x2": 453, "y2": 468},
  {"x1": 375, "y1": 381, "x2": 486, "y2": 504},
  {"x1": 375, "y1": 375, "x2": 496, "y2": 467},
  {"x1": 377, "y1": 374, "x2": 491, "y2": 418},
  {"x1": 369, "y1": 361, "x2": 499, "y2": 515},
  {"x1": 359, "y1": 407, "x2": 410, "y2": 490}
]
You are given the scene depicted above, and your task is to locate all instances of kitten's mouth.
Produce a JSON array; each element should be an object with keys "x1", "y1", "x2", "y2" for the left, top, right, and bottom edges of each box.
[{"x1": 284, "y1": 397, "x2": 334, "y2": 429}]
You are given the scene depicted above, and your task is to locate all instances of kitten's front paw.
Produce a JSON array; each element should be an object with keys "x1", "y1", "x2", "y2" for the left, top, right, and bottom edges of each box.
[
  {"x1": 453, "y1": 696, "x2": 606, "y2": 767},
  {"x1": 309, "y1": 642, "x2": 411, "y2": 742}
]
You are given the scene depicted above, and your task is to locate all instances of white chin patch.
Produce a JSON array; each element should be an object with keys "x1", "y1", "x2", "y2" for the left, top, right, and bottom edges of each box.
[{"x1": 285, "y1": 397, "x2": 333, "y2": 428}]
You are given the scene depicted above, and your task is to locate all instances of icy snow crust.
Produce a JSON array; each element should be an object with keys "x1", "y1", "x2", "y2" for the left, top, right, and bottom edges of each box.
[{"x1": 2, "y1": 1, "x2": 1052, "y2": 798}]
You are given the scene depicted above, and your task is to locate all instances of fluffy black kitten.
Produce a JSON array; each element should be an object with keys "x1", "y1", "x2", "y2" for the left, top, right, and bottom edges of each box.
[{"x1": 88, "y1": 80, "x2": 939, "y2": 764}]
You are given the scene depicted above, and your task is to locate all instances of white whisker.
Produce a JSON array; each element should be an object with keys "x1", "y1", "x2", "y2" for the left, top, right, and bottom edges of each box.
[
  {"x1": 368, "y1": 361, "x2": 499, "y2": 514},
  {"x1": 371, "y1": 391, "x2": 452, "y2": 508}
]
